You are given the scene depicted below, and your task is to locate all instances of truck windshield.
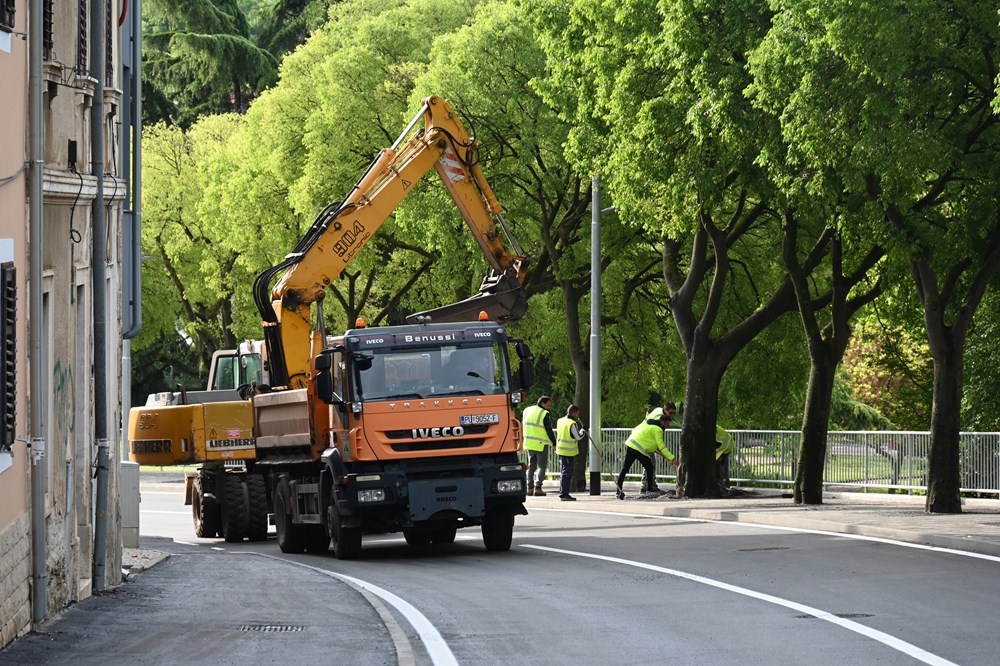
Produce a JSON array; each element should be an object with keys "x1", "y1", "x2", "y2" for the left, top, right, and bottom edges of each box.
[{"x1": 356, "y1": 343, "x2": 509, "y2": 401}]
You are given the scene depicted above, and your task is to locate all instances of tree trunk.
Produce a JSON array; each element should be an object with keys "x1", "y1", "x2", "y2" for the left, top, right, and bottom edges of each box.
[
  {"x1": 794, "y1": 353, "x2": 836, "y2": 504},
  {"x1": 925, "y1": 352, "x2": 964, "y2": 513},
  {"x1": 564, "y1": 283, "x2": 590, "y2": 492},
  {"x1": 676, "y1": 352, "x2": 723, "y2": 498}
]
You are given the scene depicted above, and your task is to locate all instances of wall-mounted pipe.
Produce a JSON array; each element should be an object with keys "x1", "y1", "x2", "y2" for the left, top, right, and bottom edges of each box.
[
  {"x1": 28, "y1": 0, "x2": 49, "y2": 625},
  {"x1": 91, "y1": 0, "x2": 110, "y2": 592}
]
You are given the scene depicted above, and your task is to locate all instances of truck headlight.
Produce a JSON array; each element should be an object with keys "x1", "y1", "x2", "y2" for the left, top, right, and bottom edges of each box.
[
  {"x1": 496, "y1": 479, "x2": 523, "y2": 493},
  {"x1": 357, "y1": 488, "x2": 386, "y2": 503}
]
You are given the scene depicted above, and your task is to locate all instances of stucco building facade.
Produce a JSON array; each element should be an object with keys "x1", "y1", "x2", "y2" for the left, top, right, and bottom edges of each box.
[{"x1": 1, "y1": 0, "x2": 125, "y2": 648}]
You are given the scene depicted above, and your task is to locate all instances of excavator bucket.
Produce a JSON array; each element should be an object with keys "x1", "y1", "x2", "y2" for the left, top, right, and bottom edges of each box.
[{"x1": 406, "y1": 273, "x2": 528, "y2": 324}]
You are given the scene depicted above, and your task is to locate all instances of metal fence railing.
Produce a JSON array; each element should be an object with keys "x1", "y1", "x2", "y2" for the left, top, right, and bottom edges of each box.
[{"x1": 529, "y1": 429, "x2": 1000, "y2": 496}]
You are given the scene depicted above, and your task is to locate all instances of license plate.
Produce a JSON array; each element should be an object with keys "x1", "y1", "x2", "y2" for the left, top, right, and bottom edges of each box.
[{"x1": 461, "y1": 413, "x2": 499, "y2": 425}]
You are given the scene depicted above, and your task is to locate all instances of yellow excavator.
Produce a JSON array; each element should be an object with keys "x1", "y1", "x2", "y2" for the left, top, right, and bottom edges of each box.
[{"x1": 129, "y1": 97, "x2": 534, "y2": 556}]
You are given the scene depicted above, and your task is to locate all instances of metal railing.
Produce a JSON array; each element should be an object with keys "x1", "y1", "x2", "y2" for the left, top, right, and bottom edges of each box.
[{"x1": 531, "y1": 429, "x2": 1000, "y2": 496}]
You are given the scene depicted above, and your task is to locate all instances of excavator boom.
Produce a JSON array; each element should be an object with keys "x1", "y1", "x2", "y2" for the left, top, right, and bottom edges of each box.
[{"x1": 254, "y1": 96, "x2": 528, "y2": 389}]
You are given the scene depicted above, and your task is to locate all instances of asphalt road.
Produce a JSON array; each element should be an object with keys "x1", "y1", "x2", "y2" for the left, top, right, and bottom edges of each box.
[
  {"x1": 5, "y1": 480, "x2": 999, "y2": 665},
  {"x1": 136, "y1": 481, "x2": 1000, "y2": 665}
]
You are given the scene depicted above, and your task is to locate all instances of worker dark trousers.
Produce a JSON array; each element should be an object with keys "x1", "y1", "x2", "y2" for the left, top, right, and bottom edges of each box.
[
  {"x1": 715, "y1": 453, "x2": 730, "y2": 488},
  {"x1": 559, "y1": 455, "x2": 575, "y2": 497},
  {"x1": 527, "y1": 448, "x2": 549, "y2": 490},
  {"x1": 640, "y1": 459, "x2": 659, "y2": 492},
  {"x1": 617, "y1": 448, "x2": 656, "y2": 492}
]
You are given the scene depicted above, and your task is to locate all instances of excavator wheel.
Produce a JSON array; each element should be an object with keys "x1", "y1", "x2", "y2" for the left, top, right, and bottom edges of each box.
[
  {"x1": 192, "y1": 475, "x2": 221, "y2": 538},
  {"x1": 221, "y1": 473, "x2": 249, "y2": 543},
  {"x1": 245, "y1": 474, "x2": 269, "y2": 542},
  {"x1": 274, "y1": 479, "x2": 305, "y2": 554}
]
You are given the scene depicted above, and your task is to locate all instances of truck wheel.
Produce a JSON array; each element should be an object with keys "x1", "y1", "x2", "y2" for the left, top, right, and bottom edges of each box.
[
  {"x1": 431, "y1": 525, "x2": 457, "y2": 545},
  {"x1": 403, "y1": 528, "x2": 431, "y2": 546},
  {"x1": 329, "y1": 503, "x2": 362, "y2": 560},
  {"x1": 245, "y1": 474, "x2": 269, "y2": 542},
  {"x1": 304, "y1": 525, "x2": 330, "y2": 553},
  {"x1": 481, "y1": 510, "x2": 514, "y2": 552},
  {"x1": 192, "y1": 476, "x2": 221, "y2": 538},
  {"x1": 275, "y1": 481, "x2": 305, "y2": 554},
  {"x1": 221, "y1": 474, "x2": 249, "y2": 543}
]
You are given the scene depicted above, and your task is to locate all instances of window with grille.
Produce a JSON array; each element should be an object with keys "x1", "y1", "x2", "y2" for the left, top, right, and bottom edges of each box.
[
  {"x1": 1, "y1": 0, "x2": 14, "y2": 33},
  {"x1": 77, "y1": 0, "x2": 87, "y2": 73},
  {"x1": 1, "y1": 262, "x2": 15, "y2": 454},
  {"x1": 43, "y1": 0, "x2": 53, "y2": 59},
  {"x1": 104, "y1": 0, "x2": 112, "y2": 85}
]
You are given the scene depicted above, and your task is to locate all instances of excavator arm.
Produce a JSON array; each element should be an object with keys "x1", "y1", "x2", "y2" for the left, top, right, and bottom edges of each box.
[{"x1": 253, "y1": 96, "x2": 529, "y2": 390}]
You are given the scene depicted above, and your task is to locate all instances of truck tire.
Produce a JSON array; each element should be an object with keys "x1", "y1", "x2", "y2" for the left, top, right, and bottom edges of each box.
[
  {"x1": 192, "y1": 476, "x2": 221, "y2": 538},
  {"x1": 481, "y1": 510, "x2": 514, "y2": 552},
  {"x1": 403, "y1": 528, "x2": 431, "y2": 546},
  {"x1": 304, "y1": 525, "x2": 330, "y2": 553},
  {"x1": 431, "y1": 525, "x2": 457, "y2": 544},
  {"x1": 245, "y1": 474, "x2": 269, "y2": 542},
  {"x1": 329, "y1": 502, "x2": 362, "y2": 560},
  {"x1": 275, "y1": 480, "x2": 305, "y2": 554},
  {"x1": 221, "y1": 474, "x2": 249, "y2": 543}
]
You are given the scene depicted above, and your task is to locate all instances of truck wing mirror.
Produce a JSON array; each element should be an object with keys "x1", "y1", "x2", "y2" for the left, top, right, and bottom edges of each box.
[
  {"x1": 512, "y1": 340, "x2": 534, "y2": 389},
  {"x1": 315, "y1": 352, "x2": 343, "y2": 404}
]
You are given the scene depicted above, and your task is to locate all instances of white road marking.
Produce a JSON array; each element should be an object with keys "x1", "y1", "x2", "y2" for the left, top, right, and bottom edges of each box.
[
  {"x1": 249, "y1": 553, "x2": 457, "y2": 666},
  {"x1": 530, "y1": 507, "x2": 1000, "y2": 563},
  {"x1": 524, "y1": 543, "x2": 958, "y2": 666}
]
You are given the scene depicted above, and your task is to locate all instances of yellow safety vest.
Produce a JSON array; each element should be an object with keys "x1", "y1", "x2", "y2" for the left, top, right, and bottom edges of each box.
[
  {"x1": 556, "y1": 416, "x2": 579, "y2": 457},
  {"x1": 626, "y1": 421, "x2": 674, "y2": 461},
  {"x1": 522, "y1": 405, "x2": 551, "y2": 452},
  {"x1": 716, "y1": 425, "x2": 735, "y2": 458}
]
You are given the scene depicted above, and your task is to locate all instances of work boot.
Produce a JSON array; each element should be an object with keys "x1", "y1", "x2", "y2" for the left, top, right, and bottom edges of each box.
[{"x1": 534, "y1": 488, "x2": 547, "y2": 496}]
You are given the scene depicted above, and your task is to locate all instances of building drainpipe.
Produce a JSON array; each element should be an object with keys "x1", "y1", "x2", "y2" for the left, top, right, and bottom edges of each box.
[
  {"x1": 90, "y1": 0, "x2": 110, "y2": 591},
  {"x1": 28, "y1": 0, "x2": 49, "y2": 624},
  {"x1": 121, "y1": 0, "x2": 142, "y2": 461}
]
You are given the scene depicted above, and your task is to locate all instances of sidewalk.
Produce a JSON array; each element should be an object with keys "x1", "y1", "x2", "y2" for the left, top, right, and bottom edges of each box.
[{"x1": 525, "y1": 482, "x2": 1000, "y2": 558}]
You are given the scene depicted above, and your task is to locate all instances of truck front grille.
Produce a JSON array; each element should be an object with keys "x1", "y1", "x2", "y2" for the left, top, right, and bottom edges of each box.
[{"x1": 390, "y1": 438, "x2": 486, "y2": 453}]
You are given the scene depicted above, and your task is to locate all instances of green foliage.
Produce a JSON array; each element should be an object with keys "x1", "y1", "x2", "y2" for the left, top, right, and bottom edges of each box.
[
  {"x1": 144, "y1": 0, "x2": 280, "y2": 126},
  {"x1": 841, "y1": 316, "x2": 932, "y2": 431},
  {"x1": 963, "y1": 286, "x2": 1000, "y2": 432}
]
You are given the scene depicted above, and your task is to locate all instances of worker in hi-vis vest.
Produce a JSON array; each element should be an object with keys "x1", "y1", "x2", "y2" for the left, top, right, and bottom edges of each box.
[
  {"x1": 641, "y1": 402, "x2": 678, "y2": 492},
  {"x1": 556, "y1": 404, "x2": 587, "y2": 501},
  {"x1": 616, "y1": 410, "x2": 677, "y2": 499},
  {"x1": 522, "y1": 396, "x2": 557, "y2": 496}
]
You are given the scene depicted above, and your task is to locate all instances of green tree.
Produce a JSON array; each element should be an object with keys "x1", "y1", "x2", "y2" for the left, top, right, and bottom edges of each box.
[
  {"x1": 144, "y1": 0, "x2": 279, "y2": 126},
  {"x1": 748, "y1": 0, "x2": 1000, "y2": 512},
  {"x1": 531, "y1": 0, "x2": 827, "y2": 497},
  {"x1": 135, "y1": 118, "x2": 248, "y2": 382}
]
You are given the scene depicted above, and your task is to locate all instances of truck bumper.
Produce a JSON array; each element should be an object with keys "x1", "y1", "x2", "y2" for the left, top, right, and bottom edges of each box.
[{"x1": 337, "y1": 456, "x2": 527, "y2": 531}]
